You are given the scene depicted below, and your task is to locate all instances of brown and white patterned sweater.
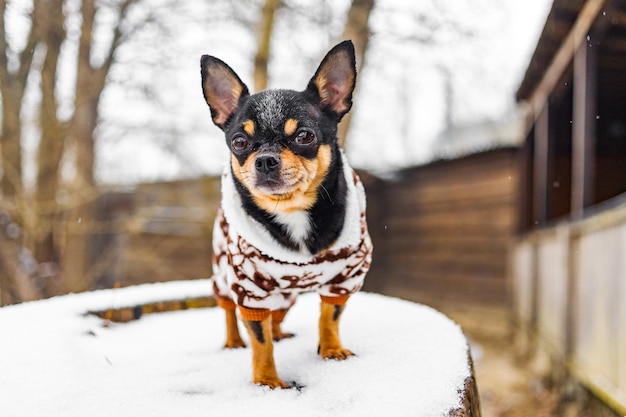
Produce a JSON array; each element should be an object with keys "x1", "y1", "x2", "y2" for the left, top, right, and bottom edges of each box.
[{"x1": 211, "y1": 154, "x2": 372, "y2": 316}]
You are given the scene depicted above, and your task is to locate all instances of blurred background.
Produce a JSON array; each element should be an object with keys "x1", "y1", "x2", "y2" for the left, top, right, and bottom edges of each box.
[{"x1": 1, "y1": 0, "x2": 625, "y2": 416}]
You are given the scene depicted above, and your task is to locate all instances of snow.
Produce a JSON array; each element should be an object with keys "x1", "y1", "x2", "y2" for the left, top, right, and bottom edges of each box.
[{"x1": 0, "y1": 282, "x2": 472, "y2": 417}]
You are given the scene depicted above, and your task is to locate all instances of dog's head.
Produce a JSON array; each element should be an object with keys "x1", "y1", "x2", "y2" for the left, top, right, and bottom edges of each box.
[{"x1": 200, "y1": 41, "x2": 356, "y2": 214}]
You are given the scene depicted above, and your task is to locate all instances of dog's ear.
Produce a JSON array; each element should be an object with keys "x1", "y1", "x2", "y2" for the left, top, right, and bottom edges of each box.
[
  {"x1": 201, "y1": 55, "x2": 249, "y2": 128},
  {"x1": 306, "y1": 40, "x2": 356, "y2": 121}
]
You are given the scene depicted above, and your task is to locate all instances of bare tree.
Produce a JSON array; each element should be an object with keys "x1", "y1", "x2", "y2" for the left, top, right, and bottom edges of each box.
[
  {"x1": 254, "y1": 0, "x2": 282, "y2": 92},
  {"x1": 0, "y1": 1, "x2": 45, "y2": 302},
  {"x1": 337, "y1": 0, "x2": 375, "y2": 147},
  {"x1": 0, "y1": 0, "x2": 42, "y2": 201},
  {"x1": 0, "y1": 210, "x2": 41, "y2": 304},
  {"x1": 62, "y1": 0, "x2": 140, "y2": 293},
  {"x1": 32, "y1": 0, "x2": 65, "y2": 294},
  {"x1": 1, "y1": 0, "x2": 170, "y2": 300}
]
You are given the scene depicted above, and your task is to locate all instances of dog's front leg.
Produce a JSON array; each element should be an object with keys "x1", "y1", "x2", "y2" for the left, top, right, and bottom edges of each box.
[
  {"x1": 318, "y1": 296, "x2": 354, "y2": 360},
  {"x1": 224, "y1": 308, "x2": 246, "y2": 348},
  {"x1": 241, "y1": 310, "x2": 288, "y2": 389},
  {"x1": 216, "y1": 298, "x2": 246, "y2": 348}
]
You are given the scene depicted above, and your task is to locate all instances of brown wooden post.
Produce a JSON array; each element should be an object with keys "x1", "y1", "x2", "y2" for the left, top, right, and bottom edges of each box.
[
  {"x1": 518, "y1": 128, "x2": 534, "y2": 233},
  {"x1": 533, "y1": 104, "x2": 550, "y2": 226},
  {"x1": 571, "y1": 36, "x2": 597, "y2": 218}
]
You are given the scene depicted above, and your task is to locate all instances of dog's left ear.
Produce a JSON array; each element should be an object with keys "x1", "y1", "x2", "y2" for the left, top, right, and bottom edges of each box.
[{"x1": 307, "y1": 40, "x2": 356, "y2": 121}]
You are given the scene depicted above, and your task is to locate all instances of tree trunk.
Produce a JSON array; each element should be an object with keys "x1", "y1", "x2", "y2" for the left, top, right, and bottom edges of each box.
[
  {"x1": 61, "y1": 0, "x2": 99, "y2": 293},
  {"x1": 0, "y1": 0, "x2": 45, "y2": 302},
  {"x1": 254, "y1": 0, "x2": 282, "y2": 92},
  {"x1": 61, "y1": 0, "x2": 132, "y2": 293},
  {"x1": 33, "y1": 0, "x2": 66, "y2": 294},
  {"x1": 0, "y1": 0, "x2": 42, "y2": 200},
  {"x1": 337, "y1": 0, "x2": 375, "y2": 148},
  {"x1": 0, "y1": 83, "x2": 23, "y2": 199},
  {"x1": 62, "y1": 96, "x2": 99, "y2": 294},
  {"x1": 0, "y1": 210, "x2": 41, "y2": 305}
]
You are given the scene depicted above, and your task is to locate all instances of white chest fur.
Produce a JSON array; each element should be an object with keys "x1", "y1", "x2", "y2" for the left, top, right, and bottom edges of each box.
[{"x1": 271, "y1": 210, "x2": 311, "y2": 249}]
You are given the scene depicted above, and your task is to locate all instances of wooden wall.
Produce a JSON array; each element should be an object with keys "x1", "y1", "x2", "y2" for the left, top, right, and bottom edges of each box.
[
  {"x1": 92, "y1": 177, "x2": 221, "y2": 289},
  {"x1": 363, "y1": 147, "x2": 519, "y2": 306}
]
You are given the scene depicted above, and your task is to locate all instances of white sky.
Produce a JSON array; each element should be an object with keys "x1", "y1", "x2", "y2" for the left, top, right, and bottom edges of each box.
[{"x1": 15, "y1": 0, "x2": 552, "y2": 185}]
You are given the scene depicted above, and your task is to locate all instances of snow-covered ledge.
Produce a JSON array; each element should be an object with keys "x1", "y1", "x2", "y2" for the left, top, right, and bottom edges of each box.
[{"x1": 0, "y1": 280, "x2": 480, "y2": 417}]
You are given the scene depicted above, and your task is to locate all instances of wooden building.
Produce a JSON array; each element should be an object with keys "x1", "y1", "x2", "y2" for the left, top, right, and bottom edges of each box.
[
  {"x1": 511, "y1": 0, "x2": 626, "y2": 414},
  {"x1": 90, "y1": 177, "x2": 220, "y2": 289},
  {"x1": 364, "y1": 145, "x2": 520, "y2": 307}
]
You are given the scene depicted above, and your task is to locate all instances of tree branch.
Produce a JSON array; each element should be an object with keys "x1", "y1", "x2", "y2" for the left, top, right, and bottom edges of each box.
[
  {"x1": 0, "y1": 0, "x2": 9, "y2": 83},
  {"x1": 97, "y1": 0, "x2": 139, "y2": 89}
]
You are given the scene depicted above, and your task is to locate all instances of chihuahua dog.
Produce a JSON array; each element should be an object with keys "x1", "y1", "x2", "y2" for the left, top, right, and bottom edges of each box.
[{"x1": 200, "y1": 40, "x2": 372, "y2": 389}]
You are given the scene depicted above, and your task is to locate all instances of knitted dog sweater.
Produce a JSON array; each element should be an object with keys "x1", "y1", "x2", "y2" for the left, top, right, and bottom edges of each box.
[{"x1": 211, "y1": 154, "x2": 372, "y2": 317}]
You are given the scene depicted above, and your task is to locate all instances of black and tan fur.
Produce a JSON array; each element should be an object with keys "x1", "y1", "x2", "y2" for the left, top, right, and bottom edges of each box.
[{"x1": 201, "y1": 41, "x2": 365, "y2": 389}]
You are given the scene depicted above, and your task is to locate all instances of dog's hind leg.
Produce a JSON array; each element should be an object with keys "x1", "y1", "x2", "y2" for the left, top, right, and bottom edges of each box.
[
  {"x1": 271, "y1": 309, "x2": 295, "y2": 341},
  {"x1": 318, "y1": 296, "x2": 354, "y2": 360},
  {"x1": 240, "y1": 307, "x2": 289, "y2": 389},
  {"x1": 217, "y1": 298, "x2": 246, "y2": 349}
]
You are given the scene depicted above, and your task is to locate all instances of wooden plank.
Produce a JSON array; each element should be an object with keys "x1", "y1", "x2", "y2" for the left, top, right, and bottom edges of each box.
[
  {"x1": 386, "y1": 206, "x2": 515, "y2": 231},
  {"x1": 518, "y1": 132, "x2": 535, "y2": 232},
  {"x1": 572, "y1": 223, "x2": 626, "y2": 414},
  {"x1": 389, "y1": 251, "x2": 506, "y2": 270},
  {"x1": 385, "y1": 274, "x2": 508, "y2": 303},
  {"x1": 536, "y1": 229, "x2": 570, "y2": 357},
  {"x1": 387, "y1": 201, "x2": 517, "y2": 224},
  {"x1": 618, "y1": 223, "x2": 626, "y2": 396},
  {"x1": 389, "y1": 263, "x2": 506, "y2": 282},
  {"x1": 385, "y1": 254, "x2": 506, "y2": 272},
  {"x1": 574, "y1": 228, "x2": 620, "y2": 388},
  {"x1": 385, "y1": 240, "x2": 509, "y2": 256},
  {"x1": 511, "y1": 239, "x2": 536, "y2": 327},
  {"x1": 391, "y1": 151, "x2": 517, "y2": 191},
  {"x1": 385, "y1": 232, "x2": 511, "y2": 248},
  {"x1": 571, "y1": 37, "x2": 597, "y2": 217},
  {"x1": 403, "y1": 197, "x2": 516, "y2": 216},
  {"x1": 385, "y1": 234, "x2": 511, "y2": 249},
  {"x1": 392, "y1": 178, "x2": 517, "y2": 208},
  {"x1": 528, "y1": 0, "x2": 607, "y2": 118},
  {"x1": 396, "y1": 161, "x2": 516, "y2": 190},
  {"x1": 533, "y1": 104, "x2": 550, "y2": 226}
]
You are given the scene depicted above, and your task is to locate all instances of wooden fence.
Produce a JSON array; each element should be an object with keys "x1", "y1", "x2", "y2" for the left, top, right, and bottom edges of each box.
[
  {"x1": 364, "y1": 147, "x2": 519, "y2": 306},
  {"x1": 511, "y1": 194, "x2": 626, "y2": 415}
]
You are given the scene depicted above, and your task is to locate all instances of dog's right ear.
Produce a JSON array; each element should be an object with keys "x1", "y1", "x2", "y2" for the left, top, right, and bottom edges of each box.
[{"x1": 201, "y1": 55, "x2": 249, "y2": 129}]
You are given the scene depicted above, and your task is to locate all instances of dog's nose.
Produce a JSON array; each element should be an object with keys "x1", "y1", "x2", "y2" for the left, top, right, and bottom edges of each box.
[{"x1": 255, "y1": 154, "x2": 280, "y2": 174}]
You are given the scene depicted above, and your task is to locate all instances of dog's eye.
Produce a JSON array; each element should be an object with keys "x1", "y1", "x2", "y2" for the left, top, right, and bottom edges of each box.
[
  {"x1": 294, "y1": 130, "x2": 316, "y2": 146},
  {"x1": 231, "y1": 135, "x2": 249, "y2": 151}
]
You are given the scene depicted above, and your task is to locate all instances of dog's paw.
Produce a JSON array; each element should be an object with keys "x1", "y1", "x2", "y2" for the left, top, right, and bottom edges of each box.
[
  {"x1": 223, "y1": 339, "x2": 247, "y2": 349},
  {"x1": 272, "y1": 331, "x2": 295, "y2": 342},
  {"x1": 254, "y1": 376, "x2": 291, "y2": 390},
  {"x1": 318, "y1": 346, "x2": 355, "y2": 361}
]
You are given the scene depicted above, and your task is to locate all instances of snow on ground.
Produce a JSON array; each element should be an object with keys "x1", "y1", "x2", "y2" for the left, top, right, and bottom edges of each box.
[{"x1": 0, "y1": 282, "x2": 471, "y2": 417}]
